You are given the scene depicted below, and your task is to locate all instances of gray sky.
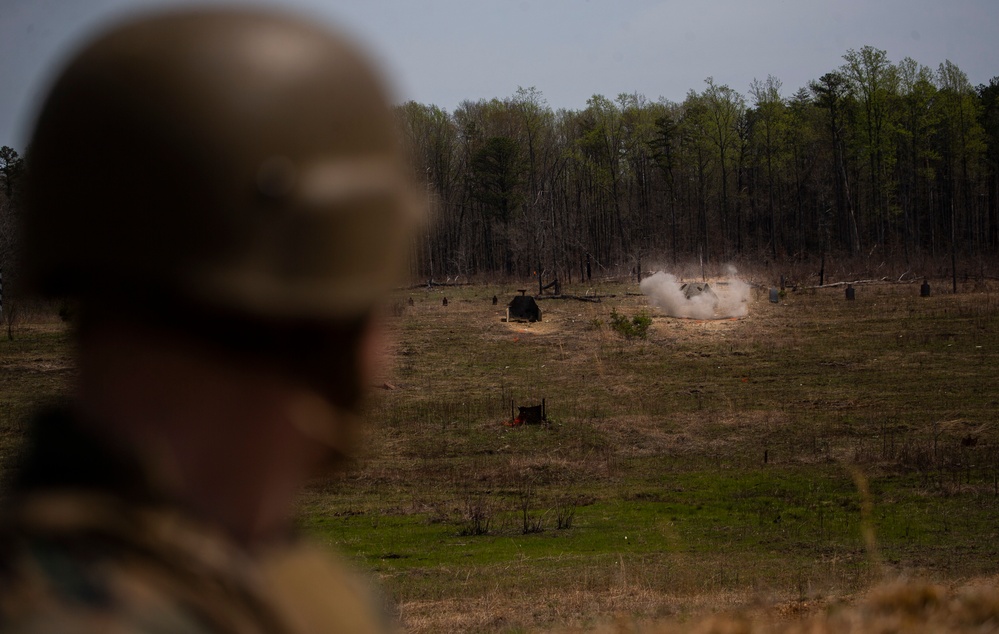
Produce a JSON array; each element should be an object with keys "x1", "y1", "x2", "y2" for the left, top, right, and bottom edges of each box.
[{"x1": 2, "y1": 0, "x2": 997, "y2": 149}]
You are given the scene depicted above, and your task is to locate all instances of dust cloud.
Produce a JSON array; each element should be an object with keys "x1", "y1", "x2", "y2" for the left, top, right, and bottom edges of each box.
[{"x1": 639, "y1": 269, "x2": 751, "y2": 319}]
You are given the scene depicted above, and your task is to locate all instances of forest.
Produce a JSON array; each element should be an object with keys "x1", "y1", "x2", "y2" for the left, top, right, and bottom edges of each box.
[
  {"x1": 1, "y1": 45, "x2": 997, "y2": 288},
  {"x1": 396, "y1": 46, "x2": 999, "y2": 283}
]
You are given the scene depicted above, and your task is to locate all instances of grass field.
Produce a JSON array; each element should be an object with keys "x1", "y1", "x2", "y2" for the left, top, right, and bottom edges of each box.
[
  {"x1": 1, "y1": 272, "x2": 998, "y2": 632},
  {"x1": 307, "y1": 273, "x2": 999, "y2": 632}
]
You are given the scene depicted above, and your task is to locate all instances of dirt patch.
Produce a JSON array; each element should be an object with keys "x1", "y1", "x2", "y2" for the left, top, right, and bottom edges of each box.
[{"x1": 503, "y1": 319, "x2": 563, "y2": 336}]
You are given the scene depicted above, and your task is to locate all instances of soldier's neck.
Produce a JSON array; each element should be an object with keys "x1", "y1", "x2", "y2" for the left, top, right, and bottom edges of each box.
[{"x1": 74, "y1": 321, "x2": 331, "y2": 548}]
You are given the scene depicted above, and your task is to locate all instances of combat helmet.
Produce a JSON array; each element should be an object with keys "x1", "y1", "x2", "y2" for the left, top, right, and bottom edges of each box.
[{"x1": 23, "y1": 8, "x2": 420, "y2": 322}]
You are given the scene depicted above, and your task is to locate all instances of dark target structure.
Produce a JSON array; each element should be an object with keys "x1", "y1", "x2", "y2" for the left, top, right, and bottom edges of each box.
[
  {"x1": 505, "y1": 399, "x2": 547, "y2": 427},
  {"x1": 506, "y1": 290, "x2": 541, "y2": 323}
]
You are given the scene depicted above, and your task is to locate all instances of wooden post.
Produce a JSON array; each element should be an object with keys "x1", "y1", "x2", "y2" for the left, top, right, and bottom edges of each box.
[{"x1": 538, "y1": 258, "x2": 543, "y2": 296}]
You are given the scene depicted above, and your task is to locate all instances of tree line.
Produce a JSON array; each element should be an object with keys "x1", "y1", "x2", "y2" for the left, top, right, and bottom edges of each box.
[
  {"x1": 398, "y1": 46, "x2": 999, "y2": 283},
  {"x1": 1, "y1": 45, "x2": 996, "y2": 291}
]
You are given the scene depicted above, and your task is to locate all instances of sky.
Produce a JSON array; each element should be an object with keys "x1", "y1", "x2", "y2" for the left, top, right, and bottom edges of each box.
[{"x1": 1, "y1": 0, "x2": 997, "y2": 149}]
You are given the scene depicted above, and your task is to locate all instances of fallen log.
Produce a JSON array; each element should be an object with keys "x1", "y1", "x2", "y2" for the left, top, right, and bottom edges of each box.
[
  {"x1": 535, "y1": 294, "x2": 610, "y2": 303},
  {"x1": 801, "y1": 277, "x2": 888, "y2": 290},
  {"x1": 404, "y1": 279, "x2": 473, "y2": 290}
]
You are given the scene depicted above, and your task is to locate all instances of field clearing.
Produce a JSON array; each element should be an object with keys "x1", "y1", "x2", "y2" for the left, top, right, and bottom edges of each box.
[
  {"x1": 1, "y1": 276, "x2": 998, "y2": 631},
  {"x1": 310, "y1": 275, "x2": 999, "y2": 632}
]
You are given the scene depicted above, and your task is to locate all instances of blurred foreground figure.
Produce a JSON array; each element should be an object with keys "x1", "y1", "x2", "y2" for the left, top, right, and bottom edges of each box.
[{"x1": 0, "y1": 8, "x2": 418, "y2": 633}]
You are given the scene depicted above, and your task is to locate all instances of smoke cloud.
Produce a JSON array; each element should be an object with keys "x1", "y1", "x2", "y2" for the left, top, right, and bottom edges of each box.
[{"x1": 640, "y1": 269, "x2": 751, "y2": 319}]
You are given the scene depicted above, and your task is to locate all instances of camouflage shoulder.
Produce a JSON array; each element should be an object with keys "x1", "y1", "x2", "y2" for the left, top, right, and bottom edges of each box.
[
  {"x1": 0, "y1": 539, "x2": 218, "y2": 634},
  {"x1": 0, "y1": 492, "x2": 282, "y2": 634},
  {"x1": 257, "y1": 540, "x2": 396, "y2": 634}
]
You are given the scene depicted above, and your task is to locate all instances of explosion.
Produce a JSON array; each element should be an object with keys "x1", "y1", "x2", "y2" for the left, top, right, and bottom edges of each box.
[{"x1": 640, "y1": 269, "x2": 751, "y2": 319}]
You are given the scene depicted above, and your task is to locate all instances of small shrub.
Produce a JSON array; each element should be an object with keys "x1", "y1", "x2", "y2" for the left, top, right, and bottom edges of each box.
[
  {"x1": 609, "y1": 310, "x2": 652, "y2": 339},
  {"x1": 458, "y1": 493, "x2": 494, "y2": 536},
  {"x1": 518, "y1": 478, "x2": 545, "y2": 534},
  {"x1": 553, "y1": 495, "x2": 579, "y2": 530},
  {"x1": 3, "y1": 300, "x2": 20, "y2": 340}
]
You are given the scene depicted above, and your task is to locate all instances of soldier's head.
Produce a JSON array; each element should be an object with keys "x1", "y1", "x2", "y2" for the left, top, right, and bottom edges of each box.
[{"x1": 22, "y1": 9, "x2": 419, "y2": 423}]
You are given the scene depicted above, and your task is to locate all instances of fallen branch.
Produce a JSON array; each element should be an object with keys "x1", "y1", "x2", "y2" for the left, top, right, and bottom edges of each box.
[
  {"x1": 802, "y1": 277, "x2": 889, "y2": 289},
  {"x1": 404, "y1": 279, "x2": 473, "y2": 290},
  {"x1": 535, "y1": 294, "x2": 608, "y2": 303}
]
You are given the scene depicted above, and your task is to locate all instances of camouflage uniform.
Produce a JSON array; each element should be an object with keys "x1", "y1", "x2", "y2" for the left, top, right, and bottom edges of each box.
[{"x1": 0, "y1": 408, "x2": 389, "y2": 633}]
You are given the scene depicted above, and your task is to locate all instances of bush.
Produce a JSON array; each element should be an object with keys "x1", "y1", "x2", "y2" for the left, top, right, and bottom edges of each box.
[
  {"x1": 609, "y1": 310, "x2": 652, "y2": 339},
  {"x1": 457, "y1": 492, "x2": 494, "y2": 536}
]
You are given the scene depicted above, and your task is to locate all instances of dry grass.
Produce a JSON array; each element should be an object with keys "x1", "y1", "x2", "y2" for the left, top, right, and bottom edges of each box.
[
  {"x1": 396, "y1": 575, "x2": 999, "y2": 633},
  {"x1": 342, "y1": 273, "x2": 999, "y2": 632},
  {"x1": 569, "y1": 575, "x2": 999, "y2": 633}
]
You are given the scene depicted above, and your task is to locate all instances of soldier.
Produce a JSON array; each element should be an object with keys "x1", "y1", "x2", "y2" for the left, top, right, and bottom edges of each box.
[{"x1": 0, "y1": 7, "x2": 419, "y2": 633}]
